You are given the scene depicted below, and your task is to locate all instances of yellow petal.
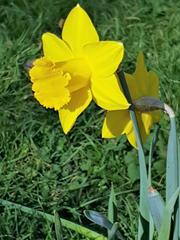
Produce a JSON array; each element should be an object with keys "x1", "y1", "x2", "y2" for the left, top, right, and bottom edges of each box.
[
  {"x1": 58, "y1": 87, "x2": 92, "y2": 133},
  {"x1": 125, "y1": 52, "x2": 159, "y2": 101},
  {"x1": 62, "y1": 4, "x2": 99, "y2": 55},
  {"x1": 141, "y1": 112, "x2": 153, "y2": 135},
  {"x1": 83, "y1": 41, "x2": 124, "y2": 77},
  {"x1": 126, "y1": 129, "x2": 137, "y2": 149},
  {"x1": 141, "y1": 110, "x2": 160, "y2": 136},
  {"x1": 127, "y1": 110, "x2": 159, "y2": 148},
  {"x1": 125, "y1": 73, "x2": 140, "y2": 100},
  {"x1": 133, "y1": 52, "x2": 149, "y2": 97},
  {"x1": 148, "y1": 70, "x2": 159, "y2": 97},
  {"x1": 91, "y1": 74, "x2": 130, "y2": 110},
  {"x1": 30, "y1": 58, "x2": 71, "y2": 110},
  {"x1": 60, "y1": 58, "x2": 91, "y2": 92},
  {"x1": 42, "y1": 32, "x2": 73, "y2": 62},
  {"x1": 102, "y1": 110, "x2": 132, "y2": 138}
]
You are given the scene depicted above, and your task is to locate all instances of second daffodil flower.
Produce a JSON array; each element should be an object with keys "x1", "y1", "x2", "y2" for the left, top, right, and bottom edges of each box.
[
  {"x1": 29, "y1": 4, "x2": 129, "y2": 133},
  {"x1": 102, "y1": 53, "x2": 160, "y2": 148}
]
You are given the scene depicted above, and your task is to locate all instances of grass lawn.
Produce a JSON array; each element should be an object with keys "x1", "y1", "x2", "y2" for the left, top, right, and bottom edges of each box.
[{"x1": 0, "y1": 0, "x2": 180, "y2": 239}]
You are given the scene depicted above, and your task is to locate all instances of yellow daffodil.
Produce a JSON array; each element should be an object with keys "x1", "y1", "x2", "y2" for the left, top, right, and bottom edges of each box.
[
  {"x1": 102, "y1": 53, "x2": 160, "y2": 148},
  {"x1": 29, "y1": 4, "x2": 129, "y2": 133}
]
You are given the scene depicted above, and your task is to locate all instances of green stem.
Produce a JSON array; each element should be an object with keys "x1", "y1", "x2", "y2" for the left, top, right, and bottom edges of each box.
[
  {"x1": 118, "y1": 71, "x2": 179, "y2": 239},
  {"x1": 148, "y1": 125, "x2": 159, "y2": 187},
  {"x1": 118, "y1": 71, "x2": 149, "y2": 239}
]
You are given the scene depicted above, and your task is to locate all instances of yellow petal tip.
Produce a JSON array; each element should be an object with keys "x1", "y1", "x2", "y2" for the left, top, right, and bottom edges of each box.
[
  {"x1": 63, "y1": 129, "x2": 69, "y2": 134},
  {"x1": 117, "y1": 41, "x2": 123, "y2": 46},
  {"x1": 42, "y1": 32, "x2": 50, "y2": 41}
]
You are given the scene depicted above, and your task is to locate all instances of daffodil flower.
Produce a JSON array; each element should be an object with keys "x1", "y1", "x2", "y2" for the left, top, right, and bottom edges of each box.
[
  {"x1": 102, "y1": 53, "x2": 160, "y2": 148},
  {"x1": 29, "y1": 4, "x2": 129, "y2": 133}
]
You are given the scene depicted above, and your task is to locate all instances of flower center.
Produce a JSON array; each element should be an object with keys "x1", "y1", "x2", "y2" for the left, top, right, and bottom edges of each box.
[
  {"x1": 29, "y1": 57, "x2": 91, "y2": 111},
  {"x1": 57, "y1": 58, "x2": 91, "y2": 93},
  {"x1": 30, "y1": 58, "x2": 71, "y2": 110}
]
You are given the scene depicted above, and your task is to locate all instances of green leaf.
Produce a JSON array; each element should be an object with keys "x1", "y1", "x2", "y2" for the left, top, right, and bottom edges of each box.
[
  {"x1": 84, "y1": 210, "x2": 113, "y2": 230},
  {"x1": 54, "y1": 211, "x2": 63, "y2": 240},
  {"x1": 166, "y1": 117, "x2": 178, "y2": 201},
  {"x1": 178, "y1": 140, "x2": 180, "y2": 239},
  {"x1": 108, "y1": 186, "x2": 118, "y2": 240},
  {"x1": 148, "y1": 187, "x2": 165, "y2": 232},
  {"x1": 108, "y1": 184, "x2": 117, "y2": 224},
  {"x1": 158, "y1": 187, "x2": 180, "y2": 240},
  {"x1": 127, "y1": 162, "x2": 140, "y2": 183},
  {"x1": 108, "y1": 222, "x2": 119, "y2": 240},
  {"x1": 166, "y1": 116, "x2": 179, "y2": 240},
  {"x1": 153, "y1": 160, "x2": 165, "y2": 175},
  {"x1": 149, "y1": 214, "x2": 154, "y2": 240},
  {"x1": 125, "y1": 151, "x2": 139, "y2": 183},
  {"x1": 84, "y1": 211, "x2": 124, "y2": 240}
]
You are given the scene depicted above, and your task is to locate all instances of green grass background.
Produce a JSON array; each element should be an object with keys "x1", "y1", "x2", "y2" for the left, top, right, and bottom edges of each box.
[{"x1": 0, "y1": 0, "x2": 180, "y2": 239}]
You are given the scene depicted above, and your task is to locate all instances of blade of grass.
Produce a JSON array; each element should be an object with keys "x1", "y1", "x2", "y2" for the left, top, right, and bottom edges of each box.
[
  {"x1": 0, "y1": 199, "x2": 107, "y2": 240},
  {"x1": 54, "y1": 211, "x2": 63, "y2": 240},
  {"x1": 108, "y1": 183, "x2": 117, "y2": 224},
  {"x1": 108, "y1": 222, "x2": 119, "y2": 240},
  {"x1": 108, "y1": 184, "x2": 118, "y2": 240},
  {"x1": 118, "y1": 70, "x2": 149, "y2": 239}
]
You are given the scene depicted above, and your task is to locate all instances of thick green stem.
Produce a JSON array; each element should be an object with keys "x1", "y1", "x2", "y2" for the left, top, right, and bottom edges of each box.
[
  {"x1": 118, "y1": 71, "x2": 149, "y2": 239},
  {"x1": 118, "y1": 70, "x2": 179, "y2": 239}
]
